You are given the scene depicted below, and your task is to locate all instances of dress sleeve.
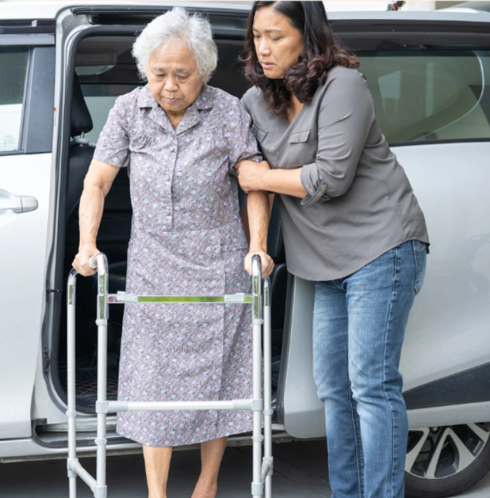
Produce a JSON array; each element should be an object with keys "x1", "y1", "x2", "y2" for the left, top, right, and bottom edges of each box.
[
  {"x1": 299, "y1": 69, "x2": 375, "y2": 207},
  {"x1": 93, "y1": 95, "x2": 130, "y2": 168},
  {"x1": 225, "y1": 97, "x2": 263, "y2": 176}
]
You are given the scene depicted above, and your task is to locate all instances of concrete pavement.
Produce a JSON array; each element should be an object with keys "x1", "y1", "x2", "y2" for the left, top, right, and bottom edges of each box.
[{"x1": 1, "y1": 440, "x2": 489, "y2": 497}]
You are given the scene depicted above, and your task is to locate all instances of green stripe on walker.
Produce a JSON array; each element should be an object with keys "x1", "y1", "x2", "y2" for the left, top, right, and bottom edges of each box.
[{"x1": 135, "y1": 295, "x2": 253, "y2": 304}]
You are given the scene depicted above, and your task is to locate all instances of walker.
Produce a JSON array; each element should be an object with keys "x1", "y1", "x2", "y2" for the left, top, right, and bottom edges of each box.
[{"x1": 66, "y1": 253, "x2": 273, "y2": 497}]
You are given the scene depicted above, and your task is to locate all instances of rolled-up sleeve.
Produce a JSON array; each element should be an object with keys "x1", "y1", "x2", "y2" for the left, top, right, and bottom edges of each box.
[
  {"x1": 300, "y1": 70, "x2": 375, "y2": 207},
  {"x1": 93, "y1": 95, "x2": 130, "y2": 168},
  {"x1": 225, "y1": 98, "x2": 262, "y2": 176}
]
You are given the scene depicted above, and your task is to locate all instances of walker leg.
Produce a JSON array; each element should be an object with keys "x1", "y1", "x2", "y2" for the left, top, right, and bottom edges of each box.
[
  {"x1": 67, "y1": 269, "x2": 78, "y2": 498},
  {"x1": 95, "y1": 254, "x2": 109, "y2": 498},
  {"x1": 263, "y1": 278, "x2": 273, "y2": 498},
  {"x1": 69, "y1": 476, "x2": 77, "y2": 498},
  {"x1": 251, "y1": 256, "x2": 264, "y2": 497}
]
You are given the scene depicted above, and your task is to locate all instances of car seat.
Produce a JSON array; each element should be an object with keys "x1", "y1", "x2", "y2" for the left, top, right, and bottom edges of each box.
[{"x1": 66, "y1": 73, "x2": 96, "y2": 220}]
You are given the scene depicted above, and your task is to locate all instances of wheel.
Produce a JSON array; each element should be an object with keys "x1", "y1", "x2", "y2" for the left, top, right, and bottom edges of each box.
[{"x1": 405, "y1": 422, "x2": 490, "y2": 497}]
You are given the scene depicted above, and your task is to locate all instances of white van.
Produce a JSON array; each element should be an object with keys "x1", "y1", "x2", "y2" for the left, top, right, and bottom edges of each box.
[{"x1": 1, "y1": 1, "x2": 490, "y2": 496}]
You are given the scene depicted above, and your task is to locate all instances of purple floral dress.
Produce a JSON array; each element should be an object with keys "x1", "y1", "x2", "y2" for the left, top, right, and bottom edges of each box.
[{"x1": 93, "y1": 84, "x2": 261, "y2": 446}]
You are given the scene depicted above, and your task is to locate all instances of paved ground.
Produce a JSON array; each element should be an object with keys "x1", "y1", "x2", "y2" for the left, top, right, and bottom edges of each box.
[{"x1": 1, "y1": 439, "x2": 490, "y2": 497}]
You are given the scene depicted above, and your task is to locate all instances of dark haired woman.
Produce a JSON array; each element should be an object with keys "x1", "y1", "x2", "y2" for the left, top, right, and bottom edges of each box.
[{"x1": 236, "y1": 2, "x2": 430, "y2": 497}]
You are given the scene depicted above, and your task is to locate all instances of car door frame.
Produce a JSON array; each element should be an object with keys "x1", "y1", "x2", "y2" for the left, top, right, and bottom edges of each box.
[{"x1": 0, "y1": 21, "x2": 56, "y2": 440}]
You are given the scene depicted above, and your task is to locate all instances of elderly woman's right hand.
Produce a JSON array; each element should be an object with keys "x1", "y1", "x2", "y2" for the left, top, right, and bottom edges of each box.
[{"x1": 72, "y1": 244, "x2": 100, "y2": 277}]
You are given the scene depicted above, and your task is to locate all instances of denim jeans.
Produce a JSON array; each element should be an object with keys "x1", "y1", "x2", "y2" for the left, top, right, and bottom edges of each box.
[{"x1": 312, "y1": 240, "x2": 427, "y2": 498}]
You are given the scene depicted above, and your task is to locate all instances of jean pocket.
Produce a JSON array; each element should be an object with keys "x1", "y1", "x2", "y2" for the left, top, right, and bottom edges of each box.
[{"x1": 413, "y1": 240, "x2": 427, "y2": 295}]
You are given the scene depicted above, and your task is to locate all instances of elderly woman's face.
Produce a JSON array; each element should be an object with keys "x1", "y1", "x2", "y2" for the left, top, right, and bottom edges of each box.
[
  {"x1": 253, "y1": 6, "x2": 304, "y2": 80},
  {"x1": 145, "y1": 41, "x2": 205, "y2": 117}
]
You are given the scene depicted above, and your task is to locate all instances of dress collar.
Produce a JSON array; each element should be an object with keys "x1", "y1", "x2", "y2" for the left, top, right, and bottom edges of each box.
[
  {"x1": 137, "y1": 84, "x2": 215, "y2": 110},
  {"x1": 137, "y1": 84, "x2": 214, "y2": 134}
]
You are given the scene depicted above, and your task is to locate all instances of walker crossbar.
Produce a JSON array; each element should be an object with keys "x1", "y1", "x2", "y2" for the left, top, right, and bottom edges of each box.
[
  {"x1": 95, "y1": 398, "x2": 262, "y2": 414},
  {"x1": 66, "y1": 253, "x2": 273, "y2": 498},
  {"x1": 108, "y1": 292, "x2": 254, "y2": 304}
]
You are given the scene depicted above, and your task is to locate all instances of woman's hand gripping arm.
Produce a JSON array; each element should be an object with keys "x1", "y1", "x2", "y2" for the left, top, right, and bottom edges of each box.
[{"x1": 237, "y1": 160, "x2": 307, "y2": 198}]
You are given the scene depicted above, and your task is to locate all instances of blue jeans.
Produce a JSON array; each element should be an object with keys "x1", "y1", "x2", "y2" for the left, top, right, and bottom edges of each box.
[{"x1": 312, "y1": 240, "x2": 427, "y2": 498}]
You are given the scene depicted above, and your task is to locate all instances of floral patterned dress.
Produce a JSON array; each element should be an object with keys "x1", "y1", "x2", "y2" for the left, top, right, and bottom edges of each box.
[{"x1": 93, "y1": 84, "x2": 261, "y2": 446}]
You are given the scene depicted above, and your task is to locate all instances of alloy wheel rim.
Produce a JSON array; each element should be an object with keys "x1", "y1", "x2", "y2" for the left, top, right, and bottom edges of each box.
[{"x1": 406, "y1": 423, "x2": 490, "y2": 479}]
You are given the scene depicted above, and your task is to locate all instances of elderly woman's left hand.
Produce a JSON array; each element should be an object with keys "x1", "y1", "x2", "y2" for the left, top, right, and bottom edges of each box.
[{"x1": 236, "y1": 160, "x2": 271, "y2": 193}]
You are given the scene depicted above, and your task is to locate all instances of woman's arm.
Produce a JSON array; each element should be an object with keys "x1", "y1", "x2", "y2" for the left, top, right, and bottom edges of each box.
[
  {"x1": 73, "y1": 92, "x2": 130, "y2": 276},
  {"x1": 72, "y1": 159, "x2": 120, "y2": 276},
  {"x1": 236, "y1": 160, "x2": 307, "y2": 198},
  {"x1": 244, "y1": 190, "x2": 274, "y2": 278},
  {"x1": 226, "y1": 97, "x2": 275, "y2": 277},
  {"x1": 238, "y1": 69, "x2": 375, "y2": 206}
]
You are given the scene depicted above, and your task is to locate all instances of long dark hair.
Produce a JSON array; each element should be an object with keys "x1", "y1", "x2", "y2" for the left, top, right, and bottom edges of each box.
[{"x1": 243, "y1": 1, "x2": 359, "y2": 119}]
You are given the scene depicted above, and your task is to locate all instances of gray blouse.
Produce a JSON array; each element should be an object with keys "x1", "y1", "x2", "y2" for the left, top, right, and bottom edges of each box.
[{"x1": 242, "y1": 65, "x2": 429, "y2": 281}]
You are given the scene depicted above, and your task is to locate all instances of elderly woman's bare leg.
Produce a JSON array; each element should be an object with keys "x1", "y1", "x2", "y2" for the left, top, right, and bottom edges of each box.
[
  {"x1": 191, "y1": 436, "x2": 228, "y2": 498},
  {"x1": 142, "y1": 444, "x2": 173, "y2": 498}
]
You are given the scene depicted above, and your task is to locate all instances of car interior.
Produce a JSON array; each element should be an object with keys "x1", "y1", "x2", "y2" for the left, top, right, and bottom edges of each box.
[{"x1": 56, "y1": 35, "x2": 289, "y2": 420}]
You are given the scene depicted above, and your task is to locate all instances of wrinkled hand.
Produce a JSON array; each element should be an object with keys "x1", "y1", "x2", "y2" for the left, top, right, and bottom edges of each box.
[
  {"x1": 72, "y1": 244, "x2": 100, "y2": 277},
  {"x1": 236, "y1": 160, "x2": 271, "y2": 193},
  {"x1": 244, "y1": 249, "x2": 274, "y2": 279}
]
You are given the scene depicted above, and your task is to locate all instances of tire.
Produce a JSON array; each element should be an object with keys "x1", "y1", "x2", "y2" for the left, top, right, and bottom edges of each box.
[{"x1": 405, "y1": 422, "x2": 490, "y2": 497}]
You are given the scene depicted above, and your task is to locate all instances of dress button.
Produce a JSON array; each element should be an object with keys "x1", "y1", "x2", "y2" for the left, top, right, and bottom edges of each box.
[
  {"x1": 274, "y1": 144, "x2": 278, "y2": 148},
  {"x1": 320, "y1": 185, "x2": 325, "y2": 191}
]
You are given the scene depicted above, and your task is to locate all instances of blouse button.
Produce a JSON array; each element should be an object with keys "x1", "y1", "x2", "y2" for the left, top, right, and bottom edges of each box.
[
  {"x1": 274, "y1": 144, "x2": 278, "y2": 148},
  {"x1": 297, "y1": 137, "x2": 301, "y2": 142},
  {"x1": 320, "y1": 185, "x2": 326, "y2": 191}
]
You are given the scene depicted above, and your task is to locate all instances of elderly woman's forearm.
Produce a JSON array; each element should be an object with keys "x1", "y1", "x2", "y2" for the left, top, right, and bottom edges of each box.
[
  {"x1": 247, "y1": 190, "x2": 270, "y2": 251},
  {"x1": 78, "y1": 184, "x2": 105, "y2": 249},
  {"x1": 263, "y1": 168, "x2": 307, "y2": 198}
]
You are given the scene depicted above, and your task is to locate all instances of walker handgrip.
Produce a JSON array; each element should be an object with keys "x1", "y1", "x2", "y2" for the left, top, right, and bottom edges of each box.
[
  {"x1": 88, "y1": 255, "x2": 98, "y2": 270},
  {"x1": 251, "y1": 254, "x2": 262, "y2": 276}
]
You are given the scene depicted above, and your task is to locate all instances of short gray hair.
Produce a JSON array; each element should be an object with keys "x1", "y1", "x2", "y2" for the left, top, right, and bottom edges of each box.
[{"x1": 132, "y1": 7, "x2": 218, "y2": 83}]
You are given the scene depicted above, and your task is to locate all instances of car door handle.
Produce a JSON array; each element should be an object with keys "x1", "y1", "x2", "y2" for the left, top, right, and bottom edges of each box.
[{"x1": 0, "y1": 189, "x2": 38, "y2": 213}]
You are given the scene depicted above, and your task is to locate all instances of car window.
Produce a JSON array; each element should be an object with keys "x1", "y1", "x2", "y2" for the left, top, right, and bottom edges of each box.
[
  {"x1": 359, "y1": 50, "x2": 490, "y2": 144},
  {"x1": 0, "y1": 47, "x2": 29, "y2": 152},
  {"x1": 77, "y1": 48, "x2": 490, "y2": 146}
]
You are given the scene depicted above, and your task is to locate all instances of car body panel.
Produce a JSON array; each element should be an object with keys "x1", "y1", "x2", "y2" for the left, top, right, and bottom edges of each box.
[
  {"x1": 282, "y1": 142, "x2": 490, "y2": 438},
  {"x1": 1, "y1": 1, "x2": 490, "y2": 22},
  {"x1": 396, "y1": 142, "x2": 490, "y2": 390},
  {"x1": 0, "y1": 154, "x2": 52, "y2": 439},
  {"x1": 1, "y1": 0, "x2": 490, "y2": 460}
]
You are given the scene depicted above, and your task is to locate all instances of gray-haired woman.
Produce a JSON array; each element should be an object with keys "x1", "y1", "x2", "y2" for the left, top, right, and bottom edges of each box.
[{"x1": 72, "y1": 8, "x2": 273, "y2": 498}]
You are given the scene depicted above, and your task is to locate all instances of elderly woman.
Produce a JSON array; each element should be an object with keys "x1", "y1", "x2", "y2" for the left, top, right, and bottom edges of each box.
[{"x1": 72, "y1": 8, "x2": 273, "y2": 498}]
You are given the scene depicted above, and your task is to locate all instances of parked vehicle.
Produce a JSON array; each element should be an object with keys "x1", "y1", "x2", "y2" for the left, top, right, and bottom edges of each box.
[{"x1": 1, "y1": 1, "x2": 490, "y2": 496}]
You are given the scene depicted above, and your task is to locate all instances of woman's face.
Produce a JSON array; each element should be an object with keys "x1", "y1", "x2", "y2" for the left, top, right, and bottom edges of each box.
[
  {"x1": 145, "y1": 41, "x2": 205, "y2": 117},
  {"x1": 252, "y1": 6, "x2": 304, "y2": 79}
]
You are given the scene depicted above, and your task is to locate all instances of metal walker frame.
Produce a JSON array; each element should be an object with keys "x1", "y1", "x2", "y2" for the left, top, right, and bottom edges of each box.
[{"x1": 66, "y1": 253, "x2": 273, "y2": 497}]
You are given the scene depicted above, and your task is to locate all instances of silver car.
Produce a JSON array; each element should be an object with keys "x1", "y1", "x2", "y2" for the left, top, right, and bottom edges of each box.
[{"x1": 1, "y1": 1, "x2": 490, "y2": 496}]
